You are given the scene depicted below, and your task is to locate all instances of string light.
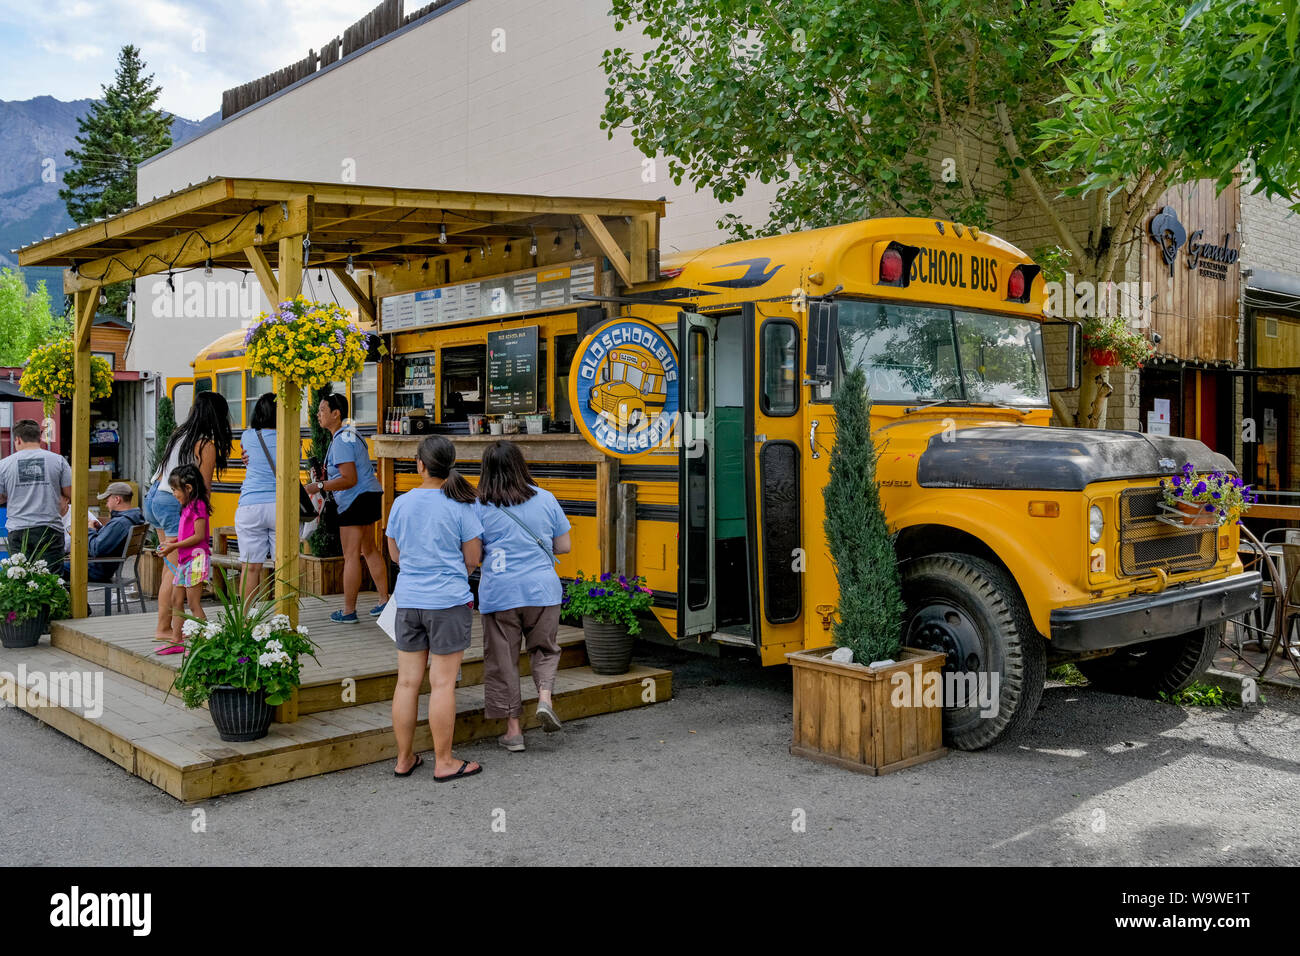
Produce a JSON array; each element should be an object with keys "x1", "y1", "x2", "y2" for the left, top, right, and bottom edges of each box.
[
  {"x1": 166, "y1": 271, "x2": 175, "y2": 292},
  {"x1": 553, "y1": 232, "x2": 562, "y2": 249},
  {"x1": 529, "y1": 228, "x2": 538, "y2": 257},
  {"x1": 204, "y1": 257, "x2": 213, "y2": 277},
  {"x1": 438, "y1": 216, "x2": 447, "y2": 244},
  {"x1": 463, "y1": 251, "x2": 472, "y2": 265},
  {"x1": 345, "y1": 254, "x2": 355, "y2": 277},
  {"x1": 99, "y1": 291, "x2": 107, "y2": 305}
]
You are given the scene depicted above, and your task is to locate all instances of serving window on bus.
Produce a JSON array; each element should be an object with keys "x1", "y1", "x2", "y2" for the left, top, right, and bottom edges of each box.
[{"x1": 818, "y1": 300, "x2": 1048, "y2": 406}]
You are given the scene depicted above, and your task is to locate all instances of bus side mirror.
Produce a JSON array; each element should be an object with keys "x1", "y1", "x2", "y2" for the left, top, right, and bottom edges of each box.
[
  {"x1": 806, "y1": 300, "x2": 839, "y2": 382},
  {"x1": 1050, "y1": 321, "x2": 1081, "y2": 393}
]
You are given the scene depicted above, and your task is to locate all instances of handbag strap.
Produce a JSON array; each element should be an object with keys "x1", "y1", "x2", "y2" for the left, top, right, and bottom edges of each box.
[
  {"x1": 253, "y1": 429, "x2": 274, "y2": 471},
  {"x1": 495, "y1": 504, "x2": 560, "y2": 565}
]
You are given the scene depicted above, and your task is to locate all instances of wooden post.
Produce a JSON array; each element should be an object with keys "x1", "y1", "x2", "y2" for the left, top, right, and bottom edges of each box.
[
  {"x1": 68, "y1": 287, "x2": 98, "y2": 619},
  {"x1": 274, "y1": 235, "x2": 304, "y2": 626},
  {"x1": 616, "y1": 482, "x2": 637, "y2": 576},
  {"x1": 596, "y1": 457, "x2": 619, "y2": 575}
]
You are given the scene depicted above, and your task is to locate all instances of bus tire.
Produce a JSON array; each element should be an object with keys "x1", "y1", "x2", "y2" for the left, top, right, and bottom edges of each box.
[
  {"x1": 1075, "y1": 624, "x2": 1221, "y2": 698},
  {"x1": 901, "y1": 553, "x2": 1046, "y2": 751}
]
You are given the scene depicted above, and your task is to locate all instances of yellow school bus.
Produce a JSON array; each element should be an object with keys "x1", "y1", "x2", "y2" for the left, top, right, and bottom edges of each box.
[
  {"x1": 577, "y1": 217, "x2": 1257, "y2": 749},
  {"x1": 167, "y1": 329, "x2": 381, "y2": 536}
]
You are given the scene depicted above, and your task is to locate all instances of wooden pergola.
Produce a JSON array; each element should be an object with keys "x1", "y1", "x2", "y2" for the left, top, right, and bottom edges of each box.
[{"x1": 17, "y1": 177, "x2": 664, "y2": 621}]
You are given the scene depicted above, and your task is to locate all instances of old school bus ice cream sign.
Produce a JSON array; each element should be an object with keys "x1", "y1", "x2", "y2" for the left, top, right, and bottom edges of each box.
[{"x1": 570, "y1": 318, "x2": 679, "y2": 457}]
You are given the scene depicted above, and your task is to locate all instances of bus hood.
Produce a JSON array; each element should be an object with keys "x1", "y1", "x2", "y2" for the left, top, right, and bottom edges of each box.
[{"x1": 916, "y1": 425, "x2": 1236, "y2": 491}]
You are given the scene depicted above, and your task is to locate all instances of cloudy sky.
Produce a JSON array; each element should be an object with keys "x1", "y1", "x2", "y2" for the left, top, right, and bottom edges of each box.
[{"x1": 0, "y1": 0, "x2": 381, "y2": 120}]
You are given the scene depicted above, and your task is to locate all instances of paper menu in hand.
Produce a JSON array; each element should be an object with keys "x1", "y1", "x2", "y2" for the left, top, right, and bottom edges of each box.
[{"x1": 377, "y1": 599, "x2": 398, "y2": 642}]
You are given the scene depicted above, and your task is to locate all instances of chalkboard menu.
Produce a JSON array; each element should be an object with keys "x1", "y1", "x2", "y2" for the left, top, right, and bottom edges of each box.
[{"x1": 487, "y1": 326, "x2": 539, "y2": 414}]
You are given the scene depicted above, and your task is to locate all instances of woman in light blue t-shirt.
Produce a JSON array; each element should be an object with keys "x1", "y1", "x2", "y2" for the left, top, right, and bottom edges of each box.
[
  {"x1": 475, "y1": 440, "x2": 572, "y2": 753},
  {"x1": 385, "y1": 436, "x2": 484, "y2": 782},
  {"x1": 235, "y1": 393, "x2": 277, "y2": 603}
]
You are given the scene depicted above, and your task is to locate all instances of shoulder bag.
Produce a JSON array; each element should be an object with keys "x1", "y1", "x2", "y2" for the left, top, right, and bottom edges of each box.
[
  {"x1": 254, "y1": 429, "x2": 317, "y2": 521},
  {"x1": 494, "y1": 504, "x2": 560, "y2": 566}
]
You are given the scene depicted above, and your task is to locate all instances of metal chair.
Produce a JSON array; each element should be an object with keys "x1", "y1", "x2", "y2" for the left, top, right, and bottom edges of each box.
[{"x1": 86, "y1": 522, "x2": 149, "y2": 616}]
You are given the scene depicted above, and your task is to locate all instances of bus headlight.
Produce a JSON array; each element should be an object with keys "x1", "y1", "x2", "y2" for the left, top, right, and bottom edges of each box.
[{"x1": 1089, "y1": 504, "x2": 1104, "y2": 544}]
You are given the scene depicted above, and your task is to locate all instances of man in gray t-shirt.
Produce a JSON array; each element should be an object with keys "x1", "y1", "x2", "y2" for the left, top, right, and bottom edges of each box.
[{"x1": 0, "y1": 419, "x2": 73, "y2": 564}]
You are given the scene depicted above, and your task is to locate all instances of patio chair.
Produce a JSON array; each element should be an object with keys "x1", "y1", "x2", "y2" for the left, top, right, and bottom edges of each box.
[{"x1": 86, "y1": 522, "x2": 149, "y2": 616}]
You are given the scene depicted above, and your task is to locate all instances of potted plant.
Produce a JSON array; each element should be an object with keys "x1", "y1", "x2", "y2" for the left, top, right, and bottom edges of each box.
[
  {"x1": 786, "y1": 366, "x2": 946, "y2": 775},
  {"x1": 561, "y1": 571, "x2": 653, "y2": 675},
  {"x1": 1160, "y1": 463, "x2": 1256, "y2": 527},
  {"x1": 1081, "y1": 316, "x2": 1156, "y2": 370},
  {"x1": 0, "y1": 552, "x2": 71, "y2": 648},
  {"x1": 169, "y1": 574, "x2": 318, "y2": 742}
]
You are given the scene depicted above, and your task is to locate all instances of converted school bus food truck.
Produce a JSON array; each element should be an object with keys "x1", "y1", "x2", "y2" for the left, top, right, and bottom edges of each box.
[{"x1": 174, "y1": 216, "x2": 1260, "y2": 750}]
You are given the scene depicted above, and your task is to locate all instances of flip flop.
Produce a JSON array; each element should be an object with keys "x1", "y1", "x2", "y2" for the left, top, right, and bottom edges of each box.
[
  {"x1": 394, "y1": 754, "x2": 423, "y2": 777},
  {"x1": 434, "y1": 759, "x2": 482, "y2": 782},
  {"x1": 155, "y1": 643, "x2": 186, "y2": 656}
]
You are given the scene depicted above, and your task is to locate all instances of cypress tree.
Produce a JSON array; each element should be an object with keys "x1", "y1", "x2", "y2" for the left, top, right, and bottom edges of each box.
[
  {"x1": 59, "y1": 45, "x2": 174, "y2": 317},
  {"x1": 822, "y1": 365, "x2": 904, "y2": 663},
  {"x1": 151, "y1": 396, "x2": 176, "y2": 473}
]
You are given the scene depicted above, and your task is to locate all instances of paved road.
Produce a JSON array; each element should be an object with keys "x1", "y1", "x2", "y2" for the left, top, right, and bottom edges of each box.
[{"x1": 2, "y1": 644, "x2": 1297, "y2": 866}]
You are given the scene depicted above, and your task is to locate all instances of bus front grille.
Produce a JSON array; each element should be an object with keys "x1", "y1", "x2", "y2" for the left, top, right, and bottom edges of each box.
[{"x1": 1118, "y1": 487, "x2": 1216, "y2": 577}]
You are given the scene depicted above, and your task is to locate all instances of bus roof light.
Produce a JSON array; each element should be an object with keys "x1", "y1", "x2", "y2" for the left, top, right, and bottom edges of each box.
[
  {"x1": 1006, "y1": 263, "x2": 1041, "y2": 303},
  {"x1": 1008, "y1": 268, "x2": 1025, "y2": 300},
  {"x1": 876, "y1": 241, "x2": 920, "y2": 288},
  {"x1": 880, "y1": 249, "x2": 903, "y2": 283}
]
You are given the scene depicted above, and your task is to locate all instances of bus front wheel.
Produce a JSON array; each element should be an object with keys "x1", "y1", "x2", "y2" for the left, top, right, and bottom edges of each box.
[
  {"x1": 1074, "y1": 624, "x2": 1221, "y2": 698},
  {"x1": 901, "y1": 553, "x2": 1046, "y2": 751}
]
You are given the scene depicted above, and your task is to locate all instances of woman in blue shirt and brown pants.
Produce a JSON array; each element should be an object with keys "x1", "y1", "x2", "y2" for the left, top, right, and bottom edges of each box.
[{"x1": 475, "y1": 440, "x2": 572, "y2": 752}]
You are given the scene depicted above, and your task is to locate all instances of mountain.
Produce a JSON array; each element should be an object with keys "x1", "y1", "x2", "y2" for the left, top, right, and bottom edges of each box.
[{"x1": 0, "y1": 96, "x2": 220, "y2": 295}]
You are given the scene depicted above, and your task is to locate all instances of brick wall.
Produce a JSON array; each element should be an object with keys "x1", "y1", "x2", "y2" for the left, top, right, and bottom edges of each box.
[{"x1": 1241, "y1": 190, "x2": 1300, "y2": 274}]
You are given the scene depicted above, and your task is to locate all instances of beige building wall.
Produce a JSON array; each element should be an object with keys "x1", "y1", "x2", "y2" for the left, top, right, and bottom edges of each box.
[{"x1": 130, "y1": 0, "x2": 780, "y2": 377}]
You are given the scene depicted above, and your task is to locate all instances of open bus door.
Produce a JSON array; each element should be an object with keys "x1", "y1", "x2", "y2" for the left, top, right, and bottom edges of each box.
[{"x1": 678, "y1": 311, "x2": 717, "y2": 637}]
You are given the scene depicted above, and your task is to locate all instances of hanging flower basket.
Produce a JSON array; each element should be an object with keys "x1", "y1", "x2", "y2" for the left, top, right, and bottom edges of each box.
[
  {"x1": 1081, "y1": 316, "x2": 1155, "y2": 370},
  {"x1": 244, "y1": 296, "x2": 368, "y2": 396},
  {"x1": 1159, "y1": 464, "x2": 1256, "y2": 528},
  {"x1": 19, "y1": 337, "x2": 114, "y2": 414}
]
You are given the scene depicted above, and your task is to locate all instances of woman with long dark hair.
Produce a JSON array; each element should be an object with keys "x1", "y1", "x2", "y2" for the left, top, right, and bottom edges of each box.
[
  {"x1": 474, "y1": 440, "x2": 571, "y2": 751},
  {"x1": 385, "y1": 436, "x2": 484, "y2": 780},
  {"x1": 236, "y1": 392, "x2": 277, "y2": 603},
  {"x1": 144, "y1": 391, "x2": 232, "y2": 642},
  {"x1": 306, "y1": 388, "x2": 390, "y2": 623}
]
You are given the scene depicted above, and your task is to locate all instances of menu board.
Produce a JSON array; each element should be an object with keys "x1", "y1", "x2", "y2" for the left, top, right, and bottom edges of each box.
[
  {"x1": 486, "y1": 326, "x2": 539, "y2": 414},
  {"x1": 380, "y1": 259, "x2": 602, "y2": 332}
]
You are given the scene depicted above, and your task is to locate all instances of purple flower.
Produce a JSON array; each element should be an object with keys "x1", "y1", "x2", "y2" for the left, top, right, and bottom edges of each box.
[
  {"x1": 1193, "y1": 481, "x2": 1207, "y2": 496},
  {"x1": 5, "y1": 611, "x2": 14, "y2": 623},
  {"x1": 618, "y1": 575, "x2": 627, "y2": 586},
  {"x1": 1172, "y1": 476, "x2": 1182, "y2": 487},
  {"x1": 1206, "y1": 504, "x2": 1216, "y2": 512},
  {"x1": 588, "y1": 588, "x2": 601, "y2": 597},
  {"x1": 237, "y1": 656, "x2": 250, "y2": 664}
]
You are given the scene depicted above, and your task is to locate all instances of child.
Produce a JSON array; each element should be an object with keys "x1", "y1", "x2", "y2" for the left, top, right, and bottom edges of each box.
[
  {"x1": 157, "y1": 463, "x2": 211, "y2": 655},
  {"x1": 385, "y1": 435, "x2": 484, "y2": 781}
]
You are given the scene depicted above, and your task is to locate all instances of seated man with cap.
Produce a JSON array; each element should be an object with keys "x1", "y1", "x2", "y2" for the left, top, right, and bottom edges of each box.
[{"x1": 64, "y1": 482, "x2": 147, "y2": 583}]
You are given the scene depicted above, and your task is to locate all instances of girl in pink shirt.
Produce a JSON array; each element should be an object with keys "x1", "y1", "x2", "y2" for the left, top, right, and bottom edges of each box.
[{"x1": 157, "y1": 464, "x2": 211, "y2": 654}]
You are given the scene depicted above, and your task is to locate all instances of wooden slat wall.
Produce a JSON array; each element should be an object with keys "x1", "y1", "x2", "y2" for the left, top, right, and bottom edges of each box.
[{"x1": 1144, "y1": 178, "x2": 1242, "y2": 364}]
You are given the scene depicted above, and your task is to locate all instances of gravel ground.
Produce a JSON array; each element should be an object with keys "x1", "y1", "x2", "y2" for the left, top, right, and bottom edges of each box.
[{"x1": 2, "y1": 643, "x2": 1297, "y2": 866}]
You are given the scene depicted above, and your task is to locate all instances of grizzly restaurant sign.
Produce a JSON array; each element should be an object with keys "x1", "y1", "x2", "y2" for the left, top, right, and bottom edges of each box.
[{"x1": 1149, "y1": 204, "x2": 1239, "y2": 282}]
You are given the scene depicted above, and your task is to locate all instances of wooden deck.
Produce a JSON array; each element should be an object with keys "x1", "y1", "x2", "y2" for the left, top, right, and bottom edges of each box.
[{"x1": 2, "y1": 593, "x2": 671, "y2": 801}]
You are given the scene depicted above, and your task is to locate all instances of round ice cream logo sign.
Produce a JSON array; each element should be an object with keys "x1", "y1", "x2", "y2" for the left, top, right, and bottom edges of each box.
[{"x1": 569, "y1": 318, "x2": 679, "y2": 458}]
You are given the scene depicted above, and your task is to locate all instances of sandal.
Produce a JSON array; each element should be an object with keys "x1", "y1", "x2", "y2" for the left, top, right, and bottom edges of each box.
[
  {"x1": 394, "y1": 754, "x2": 423, "y2": 777},
  {"x1": 155, "y1": 642, "x2": 186, "y2": 656},
  {"x1": 434, "y1": 759, "x2": 482, "y2": 782}
]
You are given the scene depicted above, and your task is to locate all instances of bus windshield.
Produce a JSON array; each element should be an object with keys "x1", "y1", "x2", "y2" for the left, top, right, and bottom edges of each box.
[{"x1": 833, "y1": 300, "x2": 1048, "y2": 406}]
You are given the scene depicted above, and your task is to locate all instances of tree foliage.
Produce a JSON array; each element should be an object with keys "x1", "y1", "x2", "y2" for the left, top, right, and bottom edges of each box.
[
  {"x1": 59, "y1": 45, "x2": 173, "y2": 317},
  {"x1": 823, "y1": 366, "x2": 903, "y2": 663},
  {"x1": 152, "y1": 396, "x2": 176, "y2": 473},
  {"x1": 0, "y1": 269, "x2": 66, "y2": 367}
]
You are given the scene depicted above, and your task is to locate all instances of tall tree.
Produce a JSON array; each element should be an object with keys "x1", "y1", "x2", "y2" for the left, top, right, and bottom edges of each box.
[
  {"x1": 601, "y1": 0, "x2": 1300, "y2": 427},
  {"x1": 0, "y1": 269, "x2": 67, "y2": 367},
  {"x1": 59, "y1": 44, "x2": 174, "y2": 317}
]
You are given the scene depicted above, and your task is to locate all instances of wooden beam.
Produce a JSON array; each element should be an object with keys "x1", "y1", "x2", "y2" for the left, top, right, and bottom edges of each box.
[
  {"x1": 245, "y1": 247, "x2": 277, "y2": 303},
  {"x1": 227, "y1": 179, "x2": 666, "y2": 219},
  {"x1": 18, "y1": 178, "x2": 234, "y2": 268},
  {"x1": 275, "y1": 234, "x2": 304, "y2": 634},
  {"x1": 579, "y1": 214, "x2": 632, "y2": 289},
  {"x1": 64, "y1": 197, "x2": 311, "y2": 293},
  {"x1": 330, "y1": 268, "x2": 377, "y2": 323},
  {"x1": 69, "y1": 287, "x2": 98, "y2": 618}
]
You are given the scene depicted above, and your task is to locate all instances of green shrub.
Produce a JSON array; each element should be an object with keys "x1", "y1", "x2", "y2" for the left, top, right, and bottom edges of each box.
[{"x1": 823, "y1": 366, "x2": 903, "y2": 663}]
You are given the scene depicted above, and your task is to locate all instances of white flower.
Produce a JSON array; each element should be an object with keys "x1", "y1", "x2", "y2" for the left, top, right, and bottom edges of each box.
[
  {"x1": 10, "y1": 552, "x2": 25, "y2": 562},
  {"x1": 34, "y1": 559, "x2": 47, "y2": 571},
  {"x1": 252, "y1": 623, "x2": 271, "y2": 643},
  {"x1": 257, "y1": 650, "x2": 291, "y2": 667},
  {"x1": 203, "y1": 621, "x2": 221, "y2": 640},
  {"x1": 265, "y1": 638, "x2": 283, "y2": 653},
  {"x1": 296, "y1": 625, "x2": 309, "y2": 637},
  {"x1": 182, "y1": 619, "x2": 202, "y2": 638},
  {"x1": 26, "y1": 581, "x2": 37, "y2": 591},
  {"x1": 6, "y1": 568, "x2": 21, "y2": 579},
  {"x1": 270, "y1": 613, "x2": 290, "y2": 631}
]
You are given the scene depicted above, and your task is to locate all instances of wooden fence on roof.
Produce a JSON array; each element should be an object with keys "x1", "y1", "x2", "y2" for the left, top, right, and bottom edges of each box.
[{"x1": 221, "y1": 0, "x2": 458, "y2": 119}]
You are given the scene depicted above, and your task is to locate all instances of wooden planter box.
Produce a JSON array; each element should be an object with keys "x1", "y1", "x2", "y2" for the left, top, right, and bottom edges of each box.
[
  {"x1": 787, "y1": 646, "x2": 947, "y2": 775},
  {"x1": 297, "y1": 554, "x2": 374, "y2": 597},
  {"x1": 137, "y1": 551, "x2": 163, "y2": 599}
]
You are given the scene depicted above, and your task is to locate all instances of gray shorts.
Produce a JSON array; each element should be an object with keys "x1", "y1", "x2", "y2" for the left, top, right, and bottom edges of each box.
[{"x1": 395, "y1": 604, "x2": 473, "y2": 655}]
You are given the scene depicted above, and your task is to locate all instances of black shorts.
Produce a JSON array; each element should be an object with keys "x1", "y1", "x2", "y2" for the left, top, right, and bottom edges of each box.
[{"x1": 336, "y1": 490, "x2": 382, "y2": 527}]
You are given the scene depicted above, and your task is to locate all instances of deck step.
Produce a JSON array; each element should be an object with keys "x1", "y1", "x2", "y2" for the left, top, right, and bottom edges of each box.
[
  {"x1": 50, "y1": 599, "x2": 589, "y2": 714},
  {"x1": 0, "y1": 639, "x2": 670, "y2": 802}
]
